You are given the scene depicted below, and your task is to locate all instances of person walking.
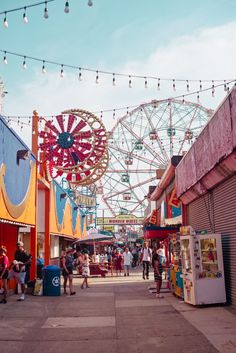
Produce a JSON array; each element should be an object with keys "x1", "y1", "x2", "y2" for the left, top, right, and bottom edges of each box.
[
  {"x1": 141, "y1": 242, "x2": 152, "y2": 280},
  {"x1": 8, "y1": 241, "x2": 32, "y2": 301},
  {"x1": 0, "y1": 246, "x2": 9, "y2": 304},
  {"x1": 61, "y1": 248, "x2": 76, "y2": 295},
  {"x1": 152, "y1": 248, "x2": 164, "y2": 298},
  {"x1": 114, "y1": 249, "x2": 123, "y2": 277},
  {"x1": 123, "y1": 247, "x2": 133, "y2": 276},
  {"x1": 81, "y1": 253, "x2": 90, "y2": 289}
]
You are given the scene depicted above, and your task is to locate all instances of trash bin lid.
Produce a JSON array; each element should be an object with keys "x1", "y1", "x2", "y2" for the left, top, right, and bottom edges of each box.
[{"x1": 43, "y1": 265, "x2": 60, "y2": 270}]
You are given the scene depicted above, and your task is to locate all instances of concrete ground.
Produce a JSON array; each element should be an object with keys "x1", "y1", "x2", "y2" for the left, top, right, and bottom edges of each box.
[{"x1": 0, "y1": 270, "x2": 236, "y2": 353}]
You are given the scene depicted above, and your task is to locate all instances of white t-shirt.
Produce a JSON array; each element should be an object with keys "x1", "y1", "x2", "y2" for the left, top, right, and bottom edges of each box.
[
  {"x1": 142, "y1": 248, "x2": 152, "y2": 262},
  {"x1": 123, "y1": 252, "x2": 133, "y2": 266}
]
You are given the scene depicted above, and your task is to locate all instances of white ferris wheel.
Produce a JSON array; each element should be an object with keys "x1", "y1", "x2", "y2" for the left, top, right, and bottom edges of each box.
[{"x1": 99, "y1": 99, "x2": 212, "y2": 217}]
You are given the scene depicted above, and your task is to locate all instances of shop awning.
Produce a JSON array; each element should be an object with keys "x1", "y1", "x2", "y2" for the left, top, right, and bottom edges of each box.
[
  {"x1": 73, "y1": 233, "x2": 114, "y2": 244},
  {"x1": 144, "y1": 226, "x2": 179, "y2": 240}
]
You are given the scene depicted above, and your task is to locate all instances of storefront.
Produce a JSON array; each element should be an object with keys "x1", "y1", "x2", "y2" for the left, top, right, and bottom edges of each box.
[
  {"x1": 176, "y1": 88, "x2": 236, "y2": 305},
  {"x1": 0, "y1": 117, "x2": 37, "y2": 281}
]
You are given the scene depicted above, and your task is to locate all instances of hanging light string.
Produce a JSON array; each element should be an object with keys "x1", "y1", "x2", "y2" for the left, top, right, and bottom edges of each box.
[
  {"x1": 1, "y1": 0, "x2": 94, "y2": 26},
  {"x1": 0, "y1": 48, "x2": 234, "y2": 87},
  {"x1": 1, "y1": 0, "x2": 55, "y2": 26},
  {"x1": 0, "y1": 1, "x2": 55, "y2": 16},
  {"x1": 3, "y1": 79, "x2": 235, "y2": 126}
]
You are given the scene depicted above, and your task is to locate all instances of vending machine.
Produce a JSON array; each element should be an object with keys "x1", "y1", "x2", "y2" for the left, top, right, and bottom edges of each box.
[{"x1": 180, "y1": 227, "x2": 226, "y2": 306}]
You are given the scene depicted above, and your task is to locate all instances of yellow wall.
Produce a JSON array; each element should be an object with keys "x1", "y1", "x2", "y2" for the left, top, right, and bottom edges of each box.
[{"x1": 0, "y1": 162, "x2": 36, "y2": 226}]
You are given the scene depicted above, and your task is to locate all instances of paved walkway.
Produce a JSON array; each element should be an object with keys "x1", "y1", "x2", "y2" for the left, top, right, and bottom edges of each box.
[{"x1": 0, "y1": 271, "x2": 236, "y2": 353}]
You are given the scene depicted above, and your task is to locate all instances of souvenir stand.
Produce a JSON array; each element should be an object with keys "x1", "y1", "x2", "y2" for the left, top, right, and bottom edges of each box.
[{"x1": 167, "y1": 232, "x2": 183, "y2": 299}]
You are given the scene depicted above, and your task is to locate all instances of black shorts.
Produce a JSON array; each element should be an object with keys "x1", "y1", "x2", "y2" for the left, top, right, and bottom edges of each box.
[
  {"x1": 0, "y1": 270, "x2": 8, "y2": 279},
  {"x1": 62, "y1": 268, "x2": 73, "y2": 277}
]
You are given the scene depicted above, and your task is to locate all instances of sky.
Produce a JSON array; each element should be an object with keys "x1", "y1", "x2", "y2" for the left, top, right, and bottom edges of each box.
[{"x1": 0, "y1": 0, "x2": 236, "y2": 216}]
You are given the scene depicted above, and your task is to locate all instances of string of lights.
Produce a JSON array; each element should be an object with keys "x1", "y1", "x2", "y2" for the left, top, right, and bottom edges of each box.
[
  {"x1": 3, "y1": 80, "x2": 235, "y2": 129},
  {"x1": 0, "y1": 48, "x2": 234, "y2": 89},
  {"x1": 0, "y1": 1, "x2": 93, "y2": 27}
]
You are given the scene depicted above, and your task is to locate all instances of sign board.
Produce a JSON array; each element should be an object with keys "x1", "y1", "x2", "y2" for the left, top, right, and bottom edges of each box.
[
  {"x1": 97, "y1": 215, "x2": 144, "y2": 225},
  {"x1": 103, "y1": 225, "x2": 115, "y2": 232},
  {"x1": 75, "y1": 194, "x2": 96, "y2": 207}
]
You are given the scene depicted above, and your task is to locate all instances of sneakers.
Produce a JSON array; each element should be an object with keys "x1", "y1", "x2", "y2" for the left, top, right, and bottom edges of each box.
[
  {"x1": 17, "y1": 294, "x2": 25, "y2": 301},
  {"x1": 156, "y1": 294, "x2": 164, "y2": 299},
  {"x1": 124, "y1": 273, "x2": 127, "y2": 277},
  {"x1": 70, "y1": 292, "x2": 76, "y2": 295},
  {"x1": 0, "y1": 299, "x2": 7, "y2": 304}
]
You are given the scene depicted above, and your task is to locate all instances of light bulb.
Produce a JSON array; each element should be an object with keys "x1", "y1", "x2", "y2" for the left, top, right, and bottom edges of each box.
[
  {"x1": 60, "y1": 65, "x2": 64, "y2": 77},
  {"x1": 3, "y1": 13, "x2": 8, "y2": 28},
  {"x1": 78, "y1": 69, "x2": 82, "y2": 81},
  {"x1": 88, "y1": 0, "x2": 93, "y2": 6},
  {"x1": 42, "y1": 64, "x2": 46, "y2": 74},
  {"x1": 44, "y1": 5, "x2": 49, "y2": 19},
  {"x1": 23, "y1": 57, "x2": 27, "y2": 69},
  {"x1": 96, "y1": 72, "x2": 99, "y2": 84},
  {"x1": 23, "y1": 8, "x2": 28, "y2": 24},
  {"x1": 113, "y1": 74, "x2": 116, "y2": 86},
  {"x1": 64, "y1": 1, "x2": 70, "y2": 13},
  {"x1": 129, "y1": 76, "x2": 132, "y2": 88},
  {"x1": 3, "y1": 52, "x2": 7, "y2": 64}
]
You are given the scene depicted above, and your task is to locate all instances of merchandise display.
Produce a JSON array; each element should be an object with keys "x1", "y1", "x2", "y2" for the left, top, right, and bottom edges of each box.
[
  {"x1": 180, "y1": 227, "x2": 226, "y2": 305},
  {"x1": 168, "y1": 233, "x2": 183, "y2": 299}
]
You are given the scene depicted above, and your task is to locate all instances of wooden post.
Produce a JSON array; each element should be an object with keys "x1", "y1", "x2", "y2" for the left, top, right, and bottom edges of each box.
[
  {"x1": 30, "y1": 110, "x2": 39, "y2": 279},
  {"x1": 44, "y1": 187, "x2": 50, "y2": 265}
]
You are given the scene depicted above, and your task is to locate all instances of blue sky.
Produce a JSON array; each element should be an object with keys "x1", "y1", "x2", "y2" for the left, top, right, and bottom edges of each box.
[
  {"x1": 0, "y1": 0, "x2": 236, "y2": 140},
  {"x1": 1, "y1": 0, "x2": 236, "y2": 217}
]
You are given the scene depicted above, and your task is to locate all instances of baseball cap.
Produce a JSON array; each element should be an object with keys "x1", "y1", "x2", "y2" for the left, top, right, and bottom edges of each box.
[
  {"x1": 16, "y1": 241, "x2": 24, "y2": 247},
  {"x1": 66, "y1": 247, "x2": 74, "y2": 253}
]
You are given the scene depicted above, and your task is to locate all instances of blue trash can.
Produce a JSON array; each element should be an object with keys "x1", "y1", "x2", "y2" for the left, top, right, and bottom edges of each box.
[{"x1": 43, "y1": 265, "x2": 61, "y2": 296}]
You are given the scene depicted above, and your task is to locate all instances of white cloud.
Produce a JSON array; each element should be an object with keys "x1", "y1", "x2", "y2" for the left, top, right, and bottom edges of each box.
[{"x1": 3, "y1": 21, "x2": 236, "y2": 145}]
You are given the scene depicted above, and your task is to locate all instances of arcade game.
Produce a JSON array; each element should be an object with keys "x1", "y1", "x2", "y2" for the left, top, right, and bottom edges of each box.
[{"x1": 180, "y1": 226, "x2": 226, "y2": 306}]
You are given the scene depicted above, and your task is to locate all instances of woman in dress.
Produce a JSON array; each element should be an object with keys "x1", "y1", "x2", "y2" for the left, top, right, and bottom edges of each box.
[
  {"x1": 114, "y1": 249, "x2": 123, "y2": 277},
  {"x1": 0, "y1": 246, "x2": 9, "y2": 304},
  {"x1": 81, "y1": 253, "x2": 90, "y2": 289}
]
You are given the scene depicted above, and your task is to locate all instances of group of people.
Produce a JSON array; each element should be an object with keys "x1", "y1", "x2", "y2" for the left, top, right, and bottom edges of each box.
[
  {"x1": 0, "y1": 241, "x2": 32, "y2": 303},
  {"x1": 0, "y1": 240, "x2": 166, "y2": 302},
  {"x1": 60, "y1": 249, "x2": 90, "y2": 295}
]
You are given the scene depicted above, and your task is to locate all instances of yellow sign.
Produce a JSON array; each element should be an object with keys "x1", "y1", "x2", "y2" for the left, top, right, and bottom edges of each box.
[
  {"x1": 103, "y1": 225, "x2": 115, "y2": 231},
  {"x1": 76, "y1": 194, "x2": 96, "y2": 207},
  {"x1": 97, "y1": 215, "x2": 144, "y2": 225}
]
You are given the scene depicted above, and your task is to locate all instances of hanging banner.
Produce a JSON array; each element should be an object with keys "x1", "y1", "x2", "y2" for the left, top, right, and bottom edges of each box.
[{"x1": 168, "y1": 188, "x2": 181, "y2": 208}]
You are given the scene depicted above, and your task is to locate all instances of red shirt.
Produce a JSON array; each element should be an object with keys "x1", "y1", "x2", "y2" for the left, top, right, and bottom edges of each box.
[{"x1": 0, "y1": 255, "x2": 9, "y2": 271}]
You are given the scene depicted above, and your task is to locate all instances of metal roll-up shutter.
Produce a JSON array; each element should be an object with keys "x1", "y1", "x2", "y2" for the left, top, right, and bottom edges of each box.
[
  {"x1": 187, "y1": 193, "x2": 213, "y2": 232},
  {"x1": 213, "y1": 175, "x2": 236, "y2": 305}
]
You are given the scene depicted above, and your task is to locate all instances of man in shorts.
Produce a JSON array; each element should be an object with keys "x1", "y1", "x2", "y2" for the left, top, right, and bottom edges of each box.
[{"x1": 9, "y1": 241, "x2": 32, "y2": 301}]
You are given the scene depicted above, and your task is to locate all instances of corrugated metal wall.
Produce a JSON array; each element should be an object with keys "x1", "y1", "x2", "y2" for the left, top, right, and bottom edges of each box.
[
  {"x1": 214, "y1": 175, "x2": 236, "y2": 305},
  {"x1": 188, "y1": 193, "x2": 213, "y2": 233},
  {"x1": 187, "y1": 174, "x2": 236, "y2": 305}
]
